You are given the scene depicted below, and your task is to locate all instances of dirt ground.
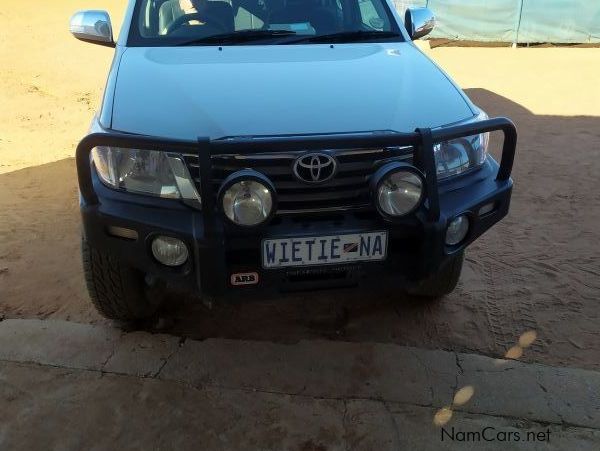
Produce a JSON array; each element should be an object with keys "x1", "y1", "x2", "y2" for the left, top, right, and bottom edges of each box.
[{"x1": 1, "y1": 2, "x2": 599, "y2": 371}]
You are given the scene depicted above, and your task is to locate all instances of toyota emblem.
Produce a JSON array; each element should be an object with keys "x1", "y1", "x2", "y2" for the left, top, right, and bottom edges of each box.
[{"x1": 293, "y1": 152, "x2": 338, "y2": 184}]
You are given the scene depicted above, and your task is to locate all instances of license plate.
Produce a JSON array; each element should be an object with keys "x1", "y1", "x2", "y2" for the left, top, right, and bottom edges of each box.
[{"x1": 262, "y1": 232, "x2": 388, "y2": 269}]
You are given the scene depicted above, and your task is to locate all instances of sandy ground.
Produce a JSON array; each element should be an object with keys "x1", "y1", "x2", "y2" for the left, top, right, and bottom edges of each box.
[
  {"x1": 0, "y1": 1, "x2": 124, "y2": 174},
  {"x1": 1, "y1": 2, "x2": 599, "y2": 370}
]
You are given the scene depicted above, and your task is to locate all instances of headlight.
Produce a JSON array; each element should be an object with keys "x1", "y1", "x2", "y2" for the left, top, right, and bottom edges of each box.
[
  {"x1": 220, "y1": 171, "x2": 276, "y2": 226},
  {"x1": 435, "y1": 111, "x2": 490, "y2": 180},
  {"x1": 91, "y1": 147, "x2": 200, "y2": 205},
  {"x1": 373, "y1": 163, "x2": 425, "y2": 218}
]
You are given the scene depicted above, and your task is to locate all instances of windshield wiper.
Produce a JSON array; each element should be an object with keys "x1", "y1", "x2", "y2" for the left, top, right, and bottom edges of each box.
[
  {"x1": 285, "y1": 30, "x2": 401, "y2": 44},
  {"x1": 177, "y1": 29, "x2": 297, "y2": 46}
]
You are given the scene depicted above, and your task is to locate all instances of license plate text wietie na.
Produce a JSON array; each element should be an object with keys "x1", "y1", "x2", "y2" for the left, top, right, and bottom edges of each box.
[{"x1": 262, "y1": 232, "x2": 388, "y2": 269}]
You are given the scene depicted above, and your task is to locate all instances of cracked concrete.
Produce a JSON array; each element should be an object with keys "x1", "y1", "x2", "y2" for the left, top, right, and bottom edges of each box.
[
  {"x1": 452, "y1": 353, "x2": 600, "y2": 429},
  {"x1": 452, "y1": 352, "x2": 465, "y2": 405},
  {"x1": 103, "y1": 331, "x2": 182, "y2": 377},
  {"x1": 387, "y1": 403, "x2": 600, "y2": 451},
  {"x1": 0, "y1": 319, "x2": 121, "y2": 371},
  {"x1": 538, "y1": 366, "x2": 600, "y2": 429},
  {"x1": 341, "y1": 399, "x2": 350, "y2": 451},
  {"x1": 0, "y1": 319, "x2": 599, "y2": 450},
  {"x1": 382, "y1": 400, "x2": 401, "y2": 450},
  {"x1": 158, "y1": 337, "x2": 457, "y2": 406}
]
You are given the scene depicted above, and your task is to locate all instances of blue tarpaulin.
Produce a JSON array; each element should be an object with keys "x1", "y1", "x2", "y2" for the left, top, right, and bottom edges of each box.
[{"x1": 392, "y1": 0, "x2": 600, "y2": 43}]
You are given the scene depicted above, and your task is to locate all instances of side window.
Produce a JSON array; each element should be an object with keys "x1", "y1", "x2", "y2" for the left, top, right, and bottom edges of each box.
[
  {"x1": 358, "y1": 0, "x2": 390, "y2": 30},
  {"x1": 235, "y1": 6, "x2": 265, "y2": 30}
]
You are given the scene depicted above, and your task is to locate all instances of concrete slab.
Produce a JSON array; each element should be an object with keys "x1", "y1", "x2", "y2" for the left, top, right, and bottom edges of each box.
[
  {"x1": 389, "y1": 404, "x2": 600, "y2": 451},
  {"x1": 539, "y1": 366, "x2": 600, "y2": 429},
  {"x1": 1, "y1": 319, "x2": 599, "y2": 437},
  {"x1": 454, "y1": 353, "x2": 600, "y2": 429},
  {"x1": 103, "y1": 331, "x2": 181, "y2": 377},
  {"x1": 159, "y1": 338, "x2": 457, "y2": 406},
  {"x1": 0, "y1": 361, "x2": 347, "y2": 451},
  {"x1": 344, "y1": 399, "x2": 399, "y2": 450},
  {"x1": 453, "y1": 353, "x2": 563, "y2": 424},
  {"x1": 1, "y1": 360, "x2": 599, "y2": 451},
  {"x1": 0, "y1": 319, "x2": 121, "y2": 371}
]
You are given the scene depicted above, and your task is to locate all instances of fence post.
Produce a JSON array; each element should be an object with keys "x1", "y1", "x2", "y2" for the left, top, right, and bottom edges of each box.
[{"x1": 513, "y1": 0, "x2": 525, "y2": 47}]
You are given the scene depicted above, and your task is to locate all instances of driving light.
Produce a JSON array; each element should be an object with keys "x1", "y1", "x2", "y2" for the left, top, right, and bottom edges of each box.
[
  {"x1": 435, "y1": 111, "x2": 490, "y2": 180},
  {"x1": 151, "y1": 236, "x2": 189, "y2": 267},
  {"x1": 446, "y1": 215, "x2": 470, "y2": 246},
  {"x1": 91, "y1": 147, "x2": 200, "y2": 205},
  {"x1": 220, "y1": 171, "x2": 275, "y2": 226},
  {"x1": 373, "y1": 163, "x2": 425, "y2": 217}
]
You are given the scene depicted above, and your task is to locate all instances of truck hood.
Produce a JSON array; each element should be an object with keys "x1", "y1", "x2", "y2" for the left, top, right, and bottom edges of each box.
[{"x1": 111, "y1": 43, "x2": 474, "y2": 140}]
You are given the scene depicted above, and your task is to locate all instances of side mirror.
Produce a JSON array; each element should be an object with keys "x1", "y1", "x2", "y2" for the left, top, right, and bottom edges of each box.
[
  {"x1": 405, "y1": 7, "x2": 435, "y2": 40},
  {"x1": 70, "y1": 10, "x2": 115, "y2": 47}
]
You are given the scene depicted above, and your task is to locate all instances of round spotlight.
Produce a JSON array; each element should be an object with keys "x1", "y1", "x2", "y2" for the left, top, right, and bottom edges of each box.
[
  {"x1": 219, "y1": 171, "x2": 276, "y2": 227},
  {"x1": 446, "y1": 215, "x2": 470, "y2": 246},
  {"x1": 151, "y1": 236, "x2": 189, "y2": 267},
  {"x1": 372, "y1": 163, "x2": 425, "y2": 218}
]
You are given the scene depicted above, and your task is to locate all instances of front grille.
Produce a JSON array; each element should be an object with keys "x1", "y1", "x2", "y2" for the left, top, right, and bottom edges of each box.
[{"x1": 182, "y1": 147, "x2": 413, "y2": 214}]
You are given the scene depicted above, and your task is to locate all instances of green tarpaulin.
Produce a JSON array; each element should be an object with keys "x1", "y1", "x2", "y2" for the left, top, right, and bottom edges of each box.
[{"x1": 392, "y1": 0, "x2": 600, "y2": 43}]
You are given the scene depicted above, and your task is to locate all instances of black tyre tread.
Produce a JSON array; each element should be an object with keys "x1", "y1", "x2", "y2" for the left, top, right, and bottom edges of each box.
[
  {"x1": 82, "y1": 238, "x2": 156, "y2": 320},
  {"x1": 407, "y1": 251, "x2": 464, "y2": 299}
]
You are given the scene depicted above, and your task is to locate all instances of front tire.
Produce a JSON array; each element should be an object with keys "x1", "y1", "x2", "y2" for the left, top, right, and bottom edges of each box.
[
  {"x1": 81, "y1": 238, "x2": 159, "y2": 321},
  {"x1": 406, "y1": 251, "x2": 464, "y2": 300}
]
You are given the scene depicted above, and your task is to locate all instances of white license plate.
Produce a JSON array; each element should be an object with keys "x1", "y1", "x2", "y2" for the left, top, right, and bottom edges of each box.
[{"x1": 262, "y1": 232, "x2": 388, "y2": 269}]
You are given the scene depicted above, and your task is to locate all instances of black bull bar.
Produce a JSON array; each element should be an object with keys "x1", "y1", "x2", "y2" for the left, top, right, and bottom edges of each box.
[{"x1": 76, "y1": 117, "x2": 517, "y2": 295}]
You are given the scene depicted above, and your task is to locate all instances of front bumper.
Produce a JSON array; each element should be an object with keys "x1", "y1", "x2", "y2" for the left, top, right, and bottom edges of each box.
[{"x1": 77, "y1": 118, "x2": 517, "y2": 298}]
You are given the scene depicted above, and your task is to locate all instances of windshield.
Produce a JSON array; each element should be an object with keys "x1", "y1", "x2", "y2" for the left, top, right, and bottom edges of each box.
[{"x1": 129, "y1": 0, "x2": 403, "y2": 46}]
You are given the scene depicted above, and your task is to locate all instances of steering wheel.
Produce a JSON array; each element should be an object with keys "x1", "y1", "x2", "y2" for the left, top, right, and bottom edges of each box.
[{"x1": 166, "y1": 12, "x2": 228, "y2": 35}]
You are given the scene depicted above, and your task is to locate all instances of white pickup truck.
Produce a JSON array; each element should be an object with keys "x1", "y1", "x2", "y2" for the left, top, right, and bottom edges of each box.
[{"x1": 70, "y1": 0, "x2": 516, "y2": 321}]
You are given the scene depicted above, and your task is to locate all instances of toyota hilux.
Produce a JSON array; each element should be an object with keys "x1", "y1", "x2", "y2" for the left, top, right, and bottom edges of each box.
[{"x1": 70, "y1": 0, "x2": 517, "y2": 320}]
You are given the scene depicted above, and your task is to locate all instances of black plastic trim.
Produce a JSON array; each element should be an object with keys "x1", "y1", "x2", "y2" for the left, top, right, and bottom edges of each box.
[{"x1": 75, "y1": 117, "x2": 517, "y2": 297}]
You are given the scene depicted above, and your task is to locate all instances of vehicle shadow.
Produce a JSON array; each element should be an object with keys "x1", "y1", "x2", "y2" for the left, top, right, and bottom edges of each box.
[{"x1": 1, "y1": 88, "x2": 599, "y2": 369}]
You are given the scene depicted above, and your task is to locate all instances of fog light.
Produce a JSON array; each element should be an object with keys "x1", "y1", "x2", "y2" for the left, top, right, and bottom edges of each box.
[
  {"x1": 373, "y1": 163, "x2": 425, "y2": 218},
  {"x1": 446, "y1": 215, "x2": 470, "y2": 246},
  {"x1": 219, "y1": 171, "x2": 276, "y2": 227},
  {"x1": 151, "y1": 236, "x2": 188, "y2": 267}
]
